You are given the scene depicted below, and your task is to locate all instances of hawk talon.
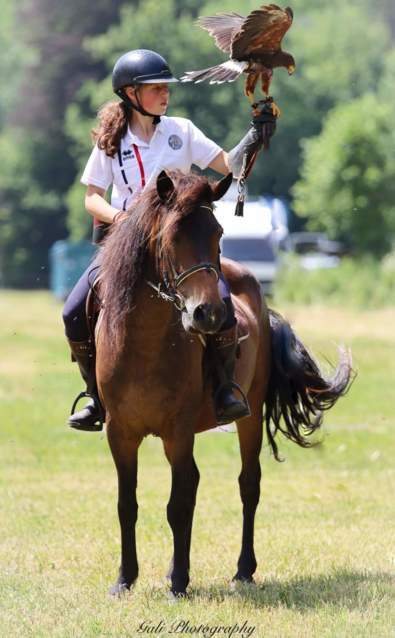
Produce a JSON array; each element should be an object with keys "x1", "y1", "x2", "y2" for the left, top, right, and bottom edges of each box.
[
  {"x1": 264, "y1": 97, "x2": 281, "y2": 118},
  {"x1": 250, "y1": 97, "x2": 280, "y2": 119},
  {"x1": 271, "y1": 102, "x2": 281, "y2": 118}
]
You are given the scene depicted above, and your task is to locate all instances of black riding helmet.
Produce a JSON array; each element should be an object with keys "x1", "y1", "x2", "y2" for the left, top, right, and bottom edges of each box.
[{"x1": 112, "y1": 49, "x2": 178, "y2": 119}]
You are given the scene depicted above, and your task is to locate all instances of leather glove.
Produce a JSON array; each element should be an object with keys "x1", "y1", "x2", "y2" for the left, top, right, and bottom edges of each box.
[
  {"x1": 228, "y1": 101, "x2": 277, "y2": 178},
  {"x1": 253, "y1": 100, "x2": 277, "y2": 149}
]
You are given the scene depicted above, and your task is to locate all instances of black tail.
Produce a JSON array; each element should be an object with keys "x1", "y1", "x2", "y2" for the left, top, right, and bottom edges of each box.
[{"x1": 265, "y1": 310, "x2": 354, "y2": 461}]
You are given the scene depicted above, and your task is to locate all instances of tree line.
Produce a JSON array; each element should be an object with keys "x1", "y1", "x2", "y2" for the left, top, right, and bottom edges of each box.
[{"x1": 0, "y1": 0, "x2": 394, "y2": 286}]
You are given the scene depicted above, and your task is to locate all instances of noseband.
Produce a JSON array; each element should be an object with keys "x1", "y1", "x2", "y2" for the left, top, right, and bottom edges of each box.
[
  {"x1": 147, "y1": 260, "x2": 219, "y2": 312},
  {"x1": 146, "y1": 204, "x2": 220, "y2": 312}
]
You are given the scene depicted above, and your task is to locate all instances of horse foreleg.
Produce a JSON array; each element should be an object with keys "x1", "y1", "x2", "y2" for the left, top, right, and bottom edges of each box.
[
  {"x1": 163, "y1": 435, "x2": 199, "y2": 596},
  {"x1": 233, "y1": 413, "x2": 263, "y2": 583},
  {"x1": 166, "y1": 456, "x2": 200, "y2": 582},
  {"x1": 107, "y1": 425, "x2": 142, "y2": 596}
]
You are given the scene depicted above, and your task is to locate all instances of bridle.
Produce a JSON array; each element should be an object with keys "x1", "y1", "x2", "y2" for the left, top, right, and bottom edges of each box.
[
  {"x1": 146, "y1": 261, "x2": 219, "y2": 312},
  {"x1": 146, "y1": 204, "x2": 220, "y2": 312}
]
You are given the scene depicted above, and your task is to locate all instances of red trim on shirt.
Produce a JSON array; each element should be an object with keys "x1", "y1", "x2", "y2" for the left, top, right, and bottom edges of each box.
[{"x1": 133, "y1": 144, "x2": 146, "y2": 188}]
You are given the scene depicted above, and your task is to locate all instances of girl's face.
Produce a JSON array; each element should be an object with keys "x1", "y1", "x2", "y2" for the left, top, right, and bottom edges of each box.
[{"x1": 126, "y1": 83, "x2": 170, "y2": 116}]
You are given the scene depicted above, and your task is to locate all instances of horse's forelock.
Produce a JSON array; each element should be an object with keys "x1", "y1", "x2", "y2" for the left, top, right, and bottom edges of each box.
[
  {"x1": 100, "y1": 171, "x2": 214, "y2": 347},
  {"x1": 160, "y1": 174, "x2": 213, "y2": 253}
]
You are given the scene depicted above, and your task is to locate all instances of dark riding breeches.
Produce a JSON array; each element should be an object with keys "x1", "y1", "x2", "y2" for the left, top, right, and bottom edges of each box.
[
  {"x1": 62, "y1": 254, "x2": 101, "y2": 342},
  {"x1": 62, "y1": 256, "x2": 235, "y2": 342}
]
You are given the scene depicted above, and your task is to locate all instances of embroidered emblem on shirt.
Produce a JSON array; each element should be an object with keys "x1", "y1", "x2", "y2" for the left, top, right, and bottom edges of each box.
[
  {"x1": 168, "y1": 134, "x2": 183, "y2": 150},
  {"x1": 122, "y1": 149, "x2": 135, "y2": 160}
]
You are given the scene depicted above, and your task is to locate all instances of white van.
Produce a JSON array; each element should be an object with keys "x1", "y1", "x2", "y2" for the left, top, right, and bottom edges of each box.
[{"x1": 214, "y1": 183, "x2": 288, "y2": 295}]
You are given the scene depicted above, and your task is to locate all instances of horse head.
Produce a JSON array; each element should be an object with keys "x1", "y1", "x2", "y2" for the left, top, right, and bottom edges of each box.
[
  {"x1": 100, "y1": 170, "x2": 233, "y2": 346},
  {"x1": 155, "y1": 170, "x2": 233, "y2": 334}
]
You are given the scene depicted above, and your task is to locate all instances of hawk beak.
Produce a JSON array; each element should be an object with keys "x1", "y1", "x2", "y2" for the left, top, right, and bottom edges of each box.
[{"x1": 287, "y1": 65, "x2": 296, "y2": 75}]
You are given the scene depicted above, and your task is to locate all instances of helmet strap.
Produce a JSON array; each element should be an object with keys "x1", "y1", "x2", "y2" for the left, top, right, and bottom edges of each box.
[{"x1": 118, "y1": 87, "x2": 160, "y2": 124}]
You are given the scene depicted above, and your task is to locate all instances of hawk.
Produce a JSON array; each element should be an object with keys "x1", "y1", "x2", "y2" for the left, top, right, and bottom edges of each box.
[{"x1": 181, "y1": 4, "x2": 295, "y2": 114}]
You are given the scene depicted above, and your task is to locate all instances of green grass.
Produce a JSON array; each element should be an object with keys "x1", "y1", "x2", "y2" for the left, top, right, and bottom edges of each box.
[
  {"x1": 274, "y1": 256, "x2": 395, "y2": 309},
  {"x1": 0, "y1": 292, "x2": 394, "y2": 638}
]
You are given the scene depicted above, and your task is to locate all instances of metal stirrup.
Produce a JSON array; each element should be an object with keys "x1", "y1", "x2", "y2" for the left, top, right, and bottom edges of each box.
[
  {"x1": 213, "y1": 381, "x2": 250, "y2": 410},
  {"x1": 70, "y1": 391, "x2": 105, "y2": 429}
]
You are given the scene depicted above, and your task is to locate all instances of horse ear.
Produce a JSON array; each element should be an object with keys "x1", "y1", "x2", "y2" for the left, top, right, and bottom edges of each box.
[
  {"x1": 212, "y1": 172, "x2": 233, "y2": 201},
  {"x1": 157, "y1": 170, "x2": 175, "y2": 203}
]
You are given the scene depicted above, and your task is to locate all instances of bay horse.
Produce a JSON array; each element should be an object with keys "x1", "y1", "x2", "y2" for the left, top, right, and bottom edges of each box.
[{"x1": 97, "y1": 170, "x2": 352, "y2": 597}]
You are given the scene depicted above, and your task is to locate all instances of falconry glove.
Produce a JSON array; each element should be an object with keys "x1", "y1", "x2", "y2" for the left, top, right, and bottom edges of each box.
[
  {"x1": 228, "y1": 102, "x2": 277, "y2": 178},
  {"x1": 228, "y1": 100, "x2": 277, "y2": 216}
]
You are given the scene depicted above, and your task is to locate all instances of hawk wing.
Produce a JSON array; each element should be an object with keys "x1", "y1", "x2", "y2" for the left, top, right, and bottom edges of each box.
[
  {"x1": 231, "y1": 4, "x2": 293, "y2": 58},
  {"x1": 197, "y1": 12, "x2": 245, "y2": 54}
]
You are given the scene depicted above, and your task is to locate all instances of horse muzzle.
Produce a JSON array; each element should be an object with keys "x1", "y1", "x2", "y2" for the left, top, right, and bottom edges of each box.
[{"x1": 183, "y1": 301, "x2": 226, "y2": 334}]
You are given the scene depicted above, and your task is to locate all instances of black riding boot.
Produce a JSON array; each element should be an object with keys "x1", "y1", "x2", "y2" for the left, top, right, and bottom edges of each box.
[
  {"x1": 212, "y1": 324, "x2": 251, "y2": 425},
  {"x1": 67, "y1": 339, "x2": 104, "y2": 432}
]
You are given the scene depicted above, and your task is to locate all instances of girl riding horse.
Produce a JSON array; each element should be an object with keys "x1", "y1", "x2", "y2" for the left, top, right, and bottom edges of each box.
[{"x1": 62, "y1": 49, "x2": 276, "y2": 430}]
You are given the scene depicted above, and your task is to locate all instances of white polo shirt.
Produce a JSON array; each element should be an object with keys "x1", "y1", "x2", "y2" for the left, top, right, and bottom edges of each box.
[{"x1": 80, "y1": 116, "x2": 222, "y2": 211}]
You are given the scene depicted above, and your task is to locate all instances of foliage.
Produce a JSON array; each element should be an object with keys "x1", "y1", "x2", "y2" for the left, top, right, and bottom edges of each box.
[
  {"x1": 0, "y1": 1, "x2": 35, "y2": 130},
  {"x1": 292, "y1": 94, "x2": 395, "y2": 256},
  {"x1": 1, "y1": 0, "x2": 395, "y2": 285},
  {"x1": 0, "y1": 130, "x2": 65, "y2": 287},
  {"x1": 0, "y1": 0, "x2": 124, "y2": 286},
  {"x1": 275, "y1": 255, "x2": 395, "y2": 308}
]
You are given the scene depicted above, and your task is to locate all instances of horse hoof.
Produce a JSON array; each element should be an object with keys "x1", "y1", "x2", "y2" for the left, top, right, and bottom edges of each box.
[
  {"x1": 108, "y1": 582, "x2": 130, "y2": 597},
  {"x1": 167, "y1": 589, "x2": 189, "y2": 601}
]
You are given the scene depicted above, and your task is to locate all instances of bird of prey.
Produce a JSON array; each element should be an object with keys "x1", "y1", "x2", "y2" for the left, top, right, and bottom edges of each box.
[{"x1": 181, "y1": 4, "x2": 295, "y2": 115}]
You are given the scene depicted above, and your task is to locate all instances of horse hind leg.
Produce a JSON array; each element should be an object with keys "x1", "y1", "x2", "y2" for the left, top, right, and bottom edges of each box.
[
  {"x1": 233, "y1": 411, "x2": 263, "y2": 583},
  {"x1": 107, "y1": 423, "x2": 142, "y2": 596},
  {"x1": 163, "y1": 435, "x2": 200, "y2": 596}
]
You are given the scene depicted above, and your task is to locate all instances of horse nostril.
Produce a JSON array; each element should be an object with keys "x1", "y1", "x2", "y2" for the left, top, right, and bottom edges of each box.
[
  {"x1": 193, "y1": 303, "x2": 224, "y2": 331},
  {"x1": 193, "y1": 304, "x2": 207, "y2": 325}
]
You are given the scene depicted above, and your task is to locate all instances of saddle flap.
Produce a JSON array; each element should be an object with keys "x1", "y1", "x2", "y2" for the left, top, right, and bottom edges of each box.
[{"x1": 85, "y1": 277, "x2": 103, "y2": 343}]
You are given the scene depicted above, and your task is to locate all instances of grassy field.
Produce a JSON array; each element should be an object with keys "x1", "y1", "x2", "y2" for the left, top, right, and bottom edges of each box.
[{"x1": 0, "y1": 291, "x2": 394, "y2": 638}]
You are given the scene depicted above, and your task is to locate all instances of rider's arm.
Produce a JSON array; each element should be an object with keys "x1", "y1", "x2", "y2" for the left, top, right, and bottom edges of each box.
[
  {"x1": 84, "y1": 185, "x2": 121, "y2": 224},
  {"x1": 227, "y1": 107, "x2": 278, "y2": 177},
  {"x1": 207, "y1": 104, "x2": 278, "y2": 178},
  {"x1": 208, "y1": 150, "x2": 230, "y2": 175}
]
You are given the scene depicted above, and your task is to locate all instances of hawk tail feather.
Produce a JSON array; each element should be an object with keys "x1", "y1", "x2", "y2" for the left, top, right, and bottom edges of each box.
[{"x1": 180, "y1": 60, "x2": 247, "y2": 85}]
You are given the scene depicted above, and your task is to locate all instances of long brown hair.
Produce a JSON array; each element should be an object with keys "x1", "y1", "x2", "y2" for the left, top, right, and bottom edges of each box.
[{"x1": 92, "y1": 100, "x2": 130, "y2": 157}]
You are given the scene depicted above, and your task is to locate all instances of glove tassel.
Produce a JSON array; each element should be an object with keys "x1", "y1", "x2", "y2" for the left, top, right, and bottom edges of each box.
[
  {"x1": 235, "y1": 191, "x2": 245, "y2": 217},
  {"x1": 235, "y1": 155, "x2": 247, "y2": 216}
]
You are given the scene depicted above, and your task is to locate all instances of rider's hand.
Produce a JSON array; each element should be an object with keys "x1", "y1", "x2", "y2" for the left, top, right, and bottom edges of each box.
[
  {"x1": 228, "y1": 104, "x2": 278, "y2": 177},
  {"x1": 252, "y1": 101, "x2": 277, "y2": 148}
]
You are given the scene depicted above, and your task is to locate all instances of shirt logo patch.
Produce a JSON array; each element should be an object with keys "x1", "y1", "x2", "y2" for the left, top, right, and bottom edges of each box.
[
  {"x1": 168, "y1": 134, "x2": 183, "y2": 150},
  {"x1": 122, "y1": 149, "x2": 135, "y2": 160}
]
